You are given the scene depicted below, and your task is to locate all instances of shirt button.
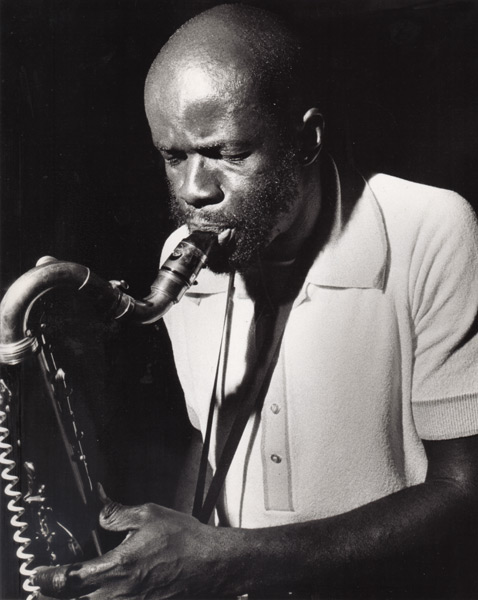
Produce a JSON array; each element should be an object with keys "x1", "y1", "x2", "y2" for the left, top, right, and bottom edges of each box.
[
  {"x1": 270, "y1": 403, "x2": 281, "y2": 414},
  {"x1": 270, "y1": 454, "x2": 282, "y2": 464}
]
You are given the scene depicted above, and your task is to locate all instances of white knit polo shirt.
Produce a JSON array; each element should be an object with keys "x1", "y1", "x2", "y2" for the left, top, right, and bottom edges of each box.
[{"x1": 162, "y1": 168, "x2": 478, "y2": 528}]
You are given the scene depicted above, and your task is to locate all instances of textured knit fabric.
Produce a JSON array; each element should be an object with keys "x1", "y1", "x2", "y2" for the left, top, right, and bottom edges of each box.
[{"x1": 162, "y1": 163, "x2": 478, "y2": 528}]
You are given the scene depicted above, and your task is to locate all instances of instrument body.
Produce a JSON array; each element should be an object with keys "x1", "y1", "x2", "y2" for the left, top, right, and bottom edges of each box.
[{"x1": 0, "y1": 230, "x2": 216, "y2": 598}]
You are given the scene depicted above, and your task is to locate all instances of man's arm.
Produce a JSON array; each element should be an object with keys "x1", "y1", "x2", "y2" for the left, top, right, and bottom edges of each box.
[
  {"x1": 235, "y1": 435, "x2": 478, "y2": 598},
  {"x1": 35, "y1": 435, "x2": 478, "y2": 599}
]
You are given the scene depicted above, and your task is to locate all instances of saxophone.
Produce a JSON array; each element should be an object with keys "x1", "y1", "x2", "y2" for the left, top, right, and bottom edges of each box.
[{"x1": 0, "y1": 231, "x2": 217, "y2": 599}]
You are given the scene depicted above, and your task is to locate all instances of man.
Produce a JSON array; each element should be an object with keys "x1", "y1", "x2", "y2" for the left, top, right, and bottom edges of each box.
[{"x1": 36, "y1": 4, "x2": 478, "y2": 599}]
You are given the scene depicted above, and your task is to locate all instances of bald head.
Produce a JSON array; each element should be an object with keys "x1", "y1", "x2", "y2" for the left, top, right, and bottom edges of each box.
[
  {"x1": 143, "y1": 5, "x2": 325, "y2": 272},
  {"x1": 145, "y1": 4, "x2": 307, "y2": 125}
]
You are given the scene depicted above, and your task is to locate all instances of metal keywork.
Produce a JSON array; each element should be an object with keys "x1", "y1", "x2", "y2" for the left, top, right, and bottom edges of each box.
[
  {"x1": 0, "y1": 232, "x2": 219, "y2": 596},
  {"x1": 0, "y1": 377, "x2": 40, "y2": 600},
  {"x1": 0, "y1": 368, "x2": 87, "y2": 599},
  {"x1": 41, "y1": 331, "x2": 95, "y2": 495},
  {"x1": 23, "y1": 460, "x2": 83, "y2": 567},
  {"x1": 37, "y1": 329, "x2": 102, "y2": 557},
  {"x1": 0, "y1": 323, "x2": 103, "y2": 598}
]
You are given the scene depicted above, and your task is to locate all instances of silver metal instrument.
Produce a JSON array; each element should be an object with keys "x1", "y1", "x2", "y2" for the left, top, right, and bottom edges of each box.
[{"x1": 0, "y1": 230, "x2": 217, "y2": 598}]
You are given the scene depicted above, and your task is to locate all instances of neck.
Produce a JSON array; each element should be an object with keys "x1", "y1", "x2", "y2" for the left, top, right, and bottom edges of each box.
[
  {"x1": 263, "y1": 158, "x2": 322, "y2": 263},
  {"x1": 241, "y1": 159, "x2": 323, "y2": 304}
]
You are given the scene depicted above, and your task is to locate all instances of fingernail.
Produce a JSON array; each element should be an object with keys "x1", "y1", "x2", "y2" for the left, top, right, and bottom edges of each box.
[{"x1": 97, "y1": 482, "x2": 111, "y2": 504}]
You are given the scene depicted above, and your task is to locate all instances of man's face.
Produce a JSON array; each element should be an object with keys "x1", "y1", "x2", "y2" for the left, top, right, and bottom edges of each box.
[{"x1": 145, "y1": 61, "x2": 301, "y2": 273}]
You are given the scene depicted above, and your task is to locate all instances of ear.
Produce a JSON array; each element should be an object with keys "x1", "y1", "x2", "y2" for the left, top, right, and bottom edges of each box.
[{"x1": 298, "y1": 108, "x2": 324, "y2": 166}]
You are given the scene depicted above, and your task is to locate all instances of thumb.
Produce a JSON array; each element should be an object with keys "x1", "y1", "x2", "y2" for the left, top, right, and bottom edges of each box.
[{"x1": 97, "y1": 483, "x2": 147, "y2": 532}]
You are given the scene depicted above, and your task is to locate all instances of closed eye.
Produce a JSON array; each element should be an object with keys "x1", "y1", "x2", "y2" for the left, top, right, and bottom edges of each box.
[
  {"x1": 222, "y1": 151, "x2": 251, "y2": 163},
  {"x1": 159, "y1": 146, "x2": 251, "y2": 166},
  {"x1": 160, "y1": 150, "x2": 187, "y2": 166},
  {"x1": 199, "y1": 147, "x2": 251, "y2": 163}
]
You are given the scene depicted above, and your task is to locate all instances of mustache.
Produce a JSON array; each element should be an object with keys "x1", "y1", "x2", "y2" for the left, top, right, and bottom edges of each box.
[{"x1": 167, "y1": 191, "x2": 242, "y2": 231}]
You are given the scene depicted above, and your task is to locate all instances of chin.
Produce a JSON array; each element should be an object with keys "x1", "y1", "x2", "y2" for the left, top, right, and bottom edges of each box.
[
  {"x1": 206, "y1": 248, "x2": 249, "y2": 275},
  {"x1": 206, "y1": 255, "x2": 233, "y2": 275},
  {"x1": 206, "y1": 242, "x2": 266, "y2": 275}
]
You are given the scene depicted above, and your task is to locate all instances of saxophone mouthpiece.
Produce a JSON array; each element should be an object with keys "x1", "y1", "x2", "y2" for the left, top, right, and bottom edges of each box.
[{"x1": 217, "y1": 228, "x2": 235, "y2": 247}]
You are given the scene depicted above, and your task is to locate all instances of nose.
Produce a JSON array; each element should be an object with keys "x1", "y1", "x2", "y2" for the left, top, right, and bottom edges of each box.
[{"x1": 178, "y1": 155, "x2": 224, "y2": 208}]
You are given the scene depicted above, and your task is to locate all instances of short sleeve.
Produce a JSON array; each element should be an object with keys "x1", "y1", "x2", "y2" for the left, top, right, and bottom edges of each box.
[{"x1": 411, "y1": 193, "x2": 478, "y2": 440}]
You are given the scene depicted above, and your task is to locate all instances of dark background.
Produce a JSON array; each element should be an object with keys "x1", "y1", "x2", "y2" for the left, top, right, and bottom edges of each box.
[{"x1": 1, "y1": 0, "x2": 478, "y2": 597}]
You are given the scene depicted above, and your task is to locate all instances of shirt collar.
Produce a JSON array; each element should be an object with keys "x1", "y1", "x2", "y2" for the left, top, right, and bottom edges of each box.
[
  {"x1": 179, "y1": 159, "x2": 389, "y2": 297},
  {"x1": 306, "y1": 160, "x2": 389, "y2": 290}
]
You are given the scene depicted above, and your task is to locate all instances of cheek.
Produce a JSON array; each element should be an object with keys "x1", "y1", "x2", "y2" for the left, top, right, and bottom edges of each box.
[
  {"x1": 165, "y1": 166, "x2": 182, "y2": 193},
  {"x1": 273, "y1": 209, "x2": 296, "y2": 236},
  {"x1": 165, "y1": 156, "x2": 283, "y2": 210},
  {"x1": 223, "y1": 161, "x2": 277, "y2": 200}
]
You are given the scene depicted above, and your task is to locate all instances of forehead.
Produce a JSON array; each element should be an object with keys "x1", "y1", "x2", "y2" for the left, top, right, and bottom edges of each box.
[{"x1": 145, "y1": 59, "x2": 269, "y2": 145}]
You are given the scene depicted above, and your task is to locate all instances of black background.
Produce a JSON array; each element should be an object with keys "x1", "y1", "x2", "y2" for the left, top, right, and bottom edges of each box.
[{"x1": 1, "y1": 0, "x2": 478, "y2": 597}]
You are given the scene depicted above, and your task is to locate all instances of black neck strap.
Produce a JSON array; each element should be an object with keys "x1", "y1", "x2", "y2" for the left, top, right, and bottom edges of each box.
[
  {"x1": 192, "y1": 271, "x2": 235, "y2": 521},
  {"x1": 192, "y1": 273, "x2": 293, "y2": 524}
]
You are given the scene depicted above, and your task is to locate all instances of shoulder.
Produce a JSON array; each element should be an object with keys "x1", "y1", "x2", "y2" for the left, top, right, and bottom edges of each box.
[
  {"x1": 367, "y1": 173, "x2": 478, "y2": 252},
  {"x1": 367, "y1": 173, "x2": 476, "y2": 230},
  {"x1": 365, "y1": 174, "x2": 478, "y2": 308}
]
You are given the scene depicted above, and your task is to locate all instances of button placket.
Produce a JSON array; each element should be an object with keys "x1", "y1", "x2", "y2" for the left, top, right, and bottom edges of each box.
[{"x1": 261, "y1": 351, "x2": 294, "y2": 512}]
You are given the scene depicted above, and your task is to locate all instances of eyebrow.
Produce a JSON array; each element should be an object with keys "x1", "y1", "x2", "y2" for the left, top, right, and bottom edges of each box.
[
  {"x1": 157, "y1": 141, "x2": 251, "y2": 153},
  {"x1": 156, "y1": 144, "x2": 177, "y2": 153}
]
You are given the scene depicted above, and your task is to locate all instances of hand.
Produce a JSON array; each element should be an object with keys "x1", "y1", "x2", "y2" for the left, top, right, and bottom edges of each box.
[{"x1": 33, "y1": 492, "x2": 227, "y2": 599}]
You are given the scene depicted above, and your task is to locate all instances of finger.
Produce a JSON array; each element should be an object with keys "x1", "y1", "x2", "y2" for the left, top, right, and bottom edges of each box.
[
  {"x1": 99, "y1": 499, "x2": 155, "y2": 532},
  {"x1": 36, "y1": 592, "x2": 62, "y2": 600},
  {"x1": 34, "y1": 564, "x2": 89, "y2": 598},
  {"x1": 33, "y1": 554, "x2": 117, "y2": 599},
  {"x1": 78, "y1": 589, "x2": 113, "y2": 600},
  {"x1": 96, "y1": 482, "x2": 143, "y2": 532},
  {"x1": 96, "y1": 485, "x2": 162, "y2": 534},
  {"x1": 96, "y1": 482, "x2": 109, "y2": 505}
]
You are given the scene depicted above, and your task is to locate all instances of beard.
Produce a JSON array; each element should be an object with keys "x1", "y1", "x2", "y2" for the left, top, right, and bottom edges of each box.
[{"x1": 167, "y1": 149, "x2": 300, "y2": 274}]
